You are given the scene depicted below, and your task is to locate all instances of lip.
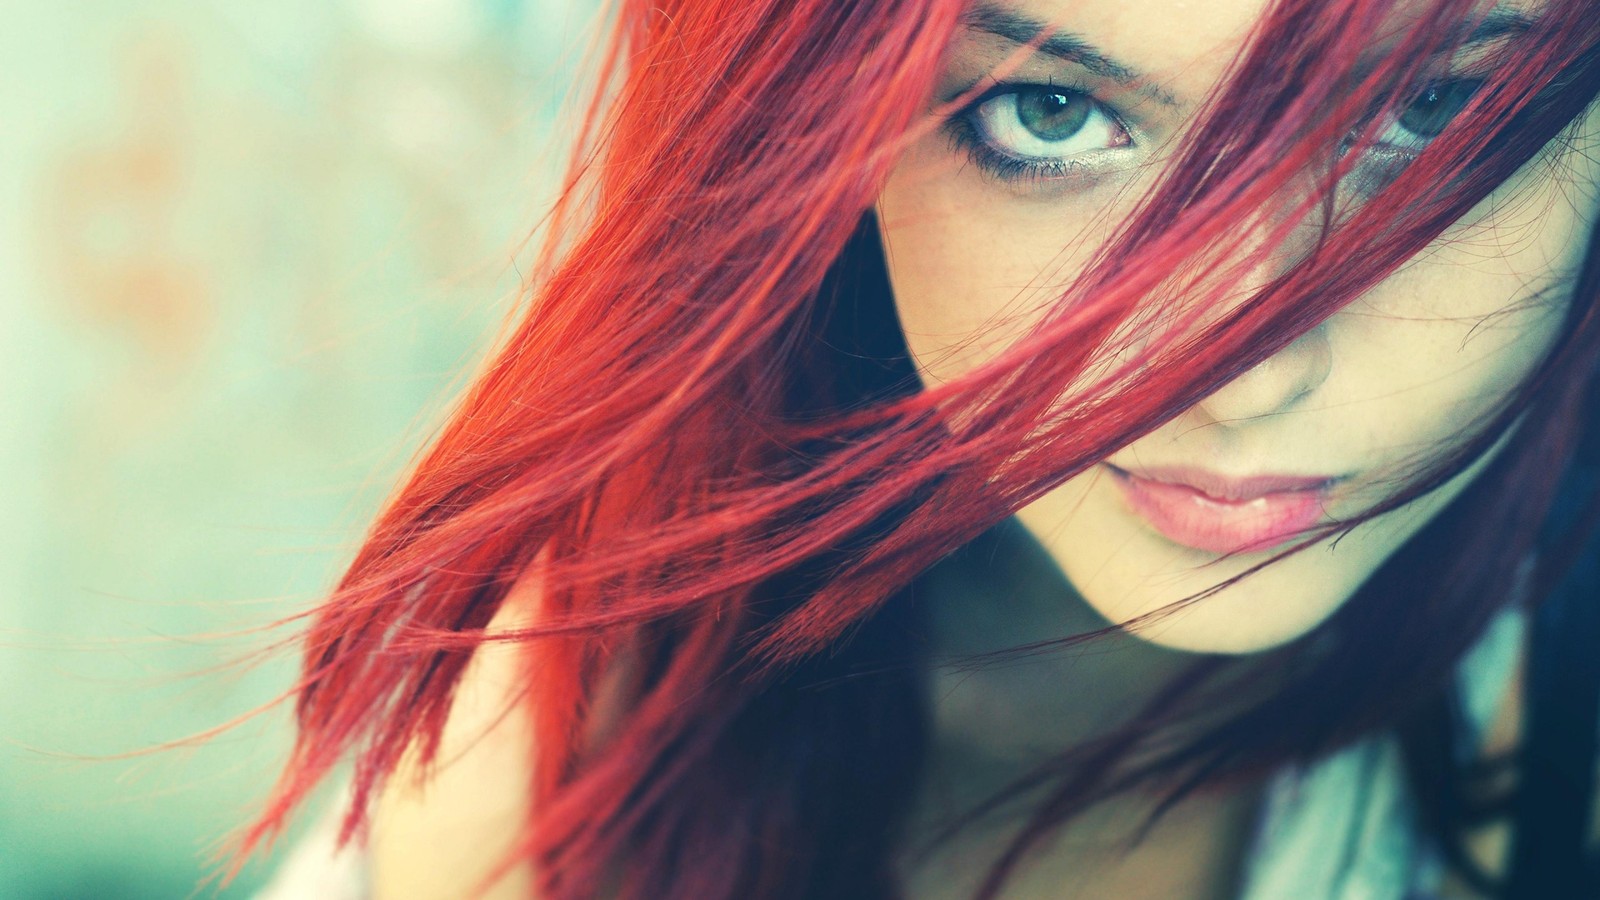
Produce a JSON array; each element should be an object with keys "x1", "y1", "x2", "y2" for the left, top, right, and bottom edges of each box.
[{"x1": 1105, "y1": 464, "x2": 1338, "y2": 554}]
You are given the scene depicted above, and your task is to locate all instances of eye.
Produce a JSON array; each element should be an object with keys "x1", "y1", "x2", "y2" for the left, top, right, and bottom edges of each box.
[
  {"x1": 1374, "y1": 78, "x2": 1482, "y2": 150},
  {"x1": 952, "y1": 84, "x2": 1135, "y2": 182},
  {"x1": 1339, "y1": 77, "x2": 1484, "y2": 196}
]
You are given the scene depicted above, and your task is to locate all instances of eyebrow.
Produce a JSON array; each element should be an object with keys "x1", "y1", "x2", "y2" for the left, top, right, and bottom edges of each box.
[
  {"x1": 959, "y1": 2, "x2": 1539, "y2": 109},
  {"x1": 960, "y1": 2, "x2": 1180, "y2": 107},
  {"x1": 1461, "y1": 7, "x2": 1536, "y2": 44}
]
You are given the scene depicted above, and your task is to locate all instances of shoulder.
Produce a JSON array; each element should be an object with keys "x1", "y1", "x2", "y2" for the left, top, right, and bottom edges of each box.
[
  {"x1": 369, "y1": 580, "x2": 542, "y2": 900},
  {"x1": 1431, "y1": 605, "x2": 1600, "y2": 898},
  {"x1": 1432, "y1": 613, "x2": 1524, "y2": 899}
]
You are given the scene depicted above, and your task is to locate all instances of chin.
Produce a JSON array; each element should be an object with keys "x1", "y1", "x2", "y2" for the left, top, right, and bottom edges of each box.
[{"x1": 1081, "y1": 571, "x2": 1352, "y2": 655}]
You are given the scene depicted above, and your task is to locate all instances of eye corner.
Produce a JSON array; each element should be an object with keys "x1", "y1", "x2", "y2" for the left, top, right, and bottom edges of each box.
[
  {"x1": 1376, "y1": 76, "x2": 1487, "y2": 147},
  {"x1": 946, "y1": 81, "x2": 1140, "y2": 188}
]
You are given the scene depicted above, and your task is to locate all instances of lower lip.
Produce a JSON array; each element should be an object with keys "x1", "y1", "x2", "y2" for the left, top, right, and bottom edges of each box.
[{"x1": 1107, "y1": 466, "x2": 1331, "y2": 555}]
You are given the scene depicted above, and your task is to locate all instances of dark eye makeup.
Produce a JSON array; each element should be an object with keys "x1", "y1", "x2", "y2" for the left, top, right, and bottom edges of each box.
[
  {"x1": 1341, "y1": 76, "x2": 1485, "y2": 194},
  {"x1": 944, "y1": 75, "x2": 1486, "y2": 189},
  {"x1": 944, "y1": 80, "x2": 1135, "y2": 186},
  {"x1": 1393, "y1": 78, "x2": 1484, "y2": 140}
]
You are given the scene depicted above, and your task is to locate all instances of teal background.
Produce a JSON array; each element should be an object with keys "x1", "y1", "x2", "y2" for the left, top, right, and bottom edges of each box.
[{"x1": 1, "y1": 2, "x2": 585, "y2": 895}]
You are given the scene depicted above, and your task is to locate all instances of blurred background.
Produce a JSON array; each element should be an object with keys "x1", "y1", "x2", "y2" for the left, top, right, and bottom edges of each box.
[{"x1": 2, "y1": 1, "x2": 587, "y2": 895}]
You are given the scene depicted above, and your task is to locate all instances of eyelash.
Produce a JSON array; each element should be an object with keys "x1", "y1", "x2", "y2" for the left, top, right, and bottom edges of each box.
[
  {"x1": 945, "y1": 80, "x2": 1133, "y2": 185},
  {"x1": 1345, "y1": 78, "x2": 1484, "y2": 186},
  {"x1": 946, "y1": 77, "x2": 1485, "y2": 188}
]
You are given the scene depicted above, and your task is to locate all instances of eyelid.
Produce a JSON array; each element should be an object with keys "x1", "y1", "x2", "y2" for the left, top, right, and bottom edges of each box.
[
  {"x1": 943, "y1": 80, "x2": 1140, "y2": 189},
  {"x1": 1334, "y1": 74, "x2": 1486, "y2": 200},
  {"x1": 945, "y1": 76, "x2": 1131, "y2": 120},
  {"x1": 945, "y1": 78, "x2": 1137, "y2": 141},
  {"x1": 940, "y1": 78, "x2": 1023, "y2": 117},
  {"x1": 942, "y1": 64, "x2": 1482, "y2": 194},
  {"x1": 1357, "y1": 75, "x2": 1484, "y2": 149}
]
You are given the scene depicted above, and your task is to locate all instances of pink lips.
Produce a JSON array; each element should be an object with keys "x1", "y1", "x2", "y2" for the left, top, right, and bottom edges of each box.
[{"x1": 1106, "y1": 464, "x2": 1335, "y2": 554}]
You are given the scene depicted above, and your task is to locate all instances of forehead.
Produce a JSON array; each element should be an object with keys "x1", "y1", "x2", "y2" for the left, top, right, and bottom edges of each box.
[
  {"x1": 974, "y1": 0, "x2": 1270, "y2": 82},
  {"x1": 957, "y1": 0, "x2": 1537, "y2": 107}
]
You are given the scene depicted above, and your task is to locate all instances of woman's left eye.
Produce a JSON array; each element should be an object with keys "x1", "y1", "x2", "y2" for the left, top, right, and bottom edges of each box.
[
  {"x1": 1340, "y1": 77, "x2": 1483, "y2": 196},
  {"x1": 951, "y1": 85, "x2": 1134, "y2": 182},
  {"x1": 1373, "y1": 78, "x2": 1483, "y2": 151}
]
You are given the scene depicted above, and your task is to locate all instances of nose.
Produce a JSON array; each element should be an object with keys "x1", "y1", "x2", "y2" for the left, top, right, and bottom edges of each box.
[
  {"x1": 1193, "y1": 323, "x2": 1332, "y2": 424},
  {"x1": 1188, "y1": 174, "x2": 1335, "y2": 426}
]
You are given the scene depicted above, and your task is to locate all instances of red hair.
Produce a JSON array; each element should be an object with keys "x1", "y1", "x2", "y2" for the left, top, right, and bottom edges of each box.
[{"x1": 237, "y1": 0, "x2": 1600, "y2": 896}]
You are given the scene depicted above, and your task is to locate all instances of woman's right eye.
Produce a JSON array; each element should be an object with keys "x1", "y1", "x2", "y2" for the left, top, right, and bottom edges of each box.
[{"x1": 950, "y1": 84, "x2": 1135, "y2": 183}]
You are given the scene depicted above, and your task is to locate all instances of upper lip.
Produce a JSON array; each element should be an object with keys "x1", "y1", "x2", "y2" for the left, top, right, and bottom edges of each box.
[{"x1": 1107, "y1": 464, "x2": 1340, "y2": 502}]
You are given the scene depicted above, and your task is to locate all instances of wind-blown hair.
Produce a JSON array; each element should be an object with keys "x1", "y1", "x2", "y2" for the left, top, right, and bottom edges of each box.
[{"x1": 238, "y1": 0, "x2": 1600, "y2": 897}]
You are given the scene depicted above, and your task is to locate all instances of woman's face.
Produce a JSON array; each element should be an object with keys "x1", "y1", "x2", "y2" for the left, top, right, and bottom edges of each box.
[{"x1": 879, "y1": 0, "x2": 1600, "y2": 653}]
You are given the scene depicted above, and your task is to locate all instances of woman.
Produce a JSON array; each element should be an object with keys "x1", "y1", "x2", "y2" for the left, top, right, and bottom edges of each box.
[{"x1": 244, "y1": 0, "x2": 1600, "y2": 897}]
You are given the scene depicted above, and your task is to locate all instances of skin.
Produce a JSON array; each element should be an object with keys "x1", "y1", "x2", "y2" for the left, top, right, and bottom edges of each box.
[
  {"x1": 881, "y1": 0, "x2": 1598, "y2": 656},
  {"x1": 876, "y1": 0, "x2": 1600, "y2": 895},
  {"x1": 364, "y1": 3, "x2": 1598, "y2": 899}
]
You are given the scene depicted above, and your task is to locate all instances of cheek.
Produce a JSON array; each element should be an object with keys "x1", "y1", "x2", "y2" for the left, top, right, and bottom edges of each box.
[
  {"x1": 876, "y1": 144, "x2": 1131, "y2": 385},
  {"x1": 879, "y1": 105, "x2": 1600, "y2": 657},
  {"x1": 1048, "y1": 158, "x2": 1595, "y2": 654},
  {"x1": 1335, "y1": 145, "x2": 1595, "y2": 442}
]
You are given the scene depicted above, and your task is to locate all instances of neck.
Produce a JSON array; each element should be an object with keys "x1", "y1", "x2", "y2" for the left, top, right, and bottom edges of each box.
[
  {"x1": 895, "y1": 517, "x2": 1281, "y2": 898},
  {"x1": 912, "y1": 516, "x2": 1243, "y2": 822}
]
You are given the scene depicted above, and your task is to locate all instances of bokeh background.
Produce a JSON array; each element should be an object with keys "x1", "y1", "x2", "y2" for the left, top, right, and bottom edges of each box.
[{"x1": 2, "y1": 1, "x2": 587, "y2": 895}]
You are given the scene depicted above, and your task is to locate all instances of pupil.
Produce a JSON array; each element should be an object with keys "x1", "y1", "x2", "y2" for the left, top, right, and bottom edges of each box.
[
  {"x1": 1398, "y1": 80, "x2": 1478, "y2": 138},
  {"x1": 1018, "y1": 90, "x2": 1091, "y2": 141}
]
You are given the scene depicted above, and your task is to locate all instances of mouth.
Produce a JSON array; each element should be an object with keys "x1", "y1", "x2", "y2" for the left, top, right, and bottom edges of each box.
[{"x1": 1104, "y1": 464, "x2": 1339, "y2": 555}]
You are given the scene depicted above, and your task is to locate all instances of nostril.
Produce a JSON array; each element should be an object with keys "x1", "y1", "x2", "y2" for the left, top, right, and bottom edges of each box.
[{"x1": 1194, "y1": 325, "x2": 1332, "y2": 425}]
